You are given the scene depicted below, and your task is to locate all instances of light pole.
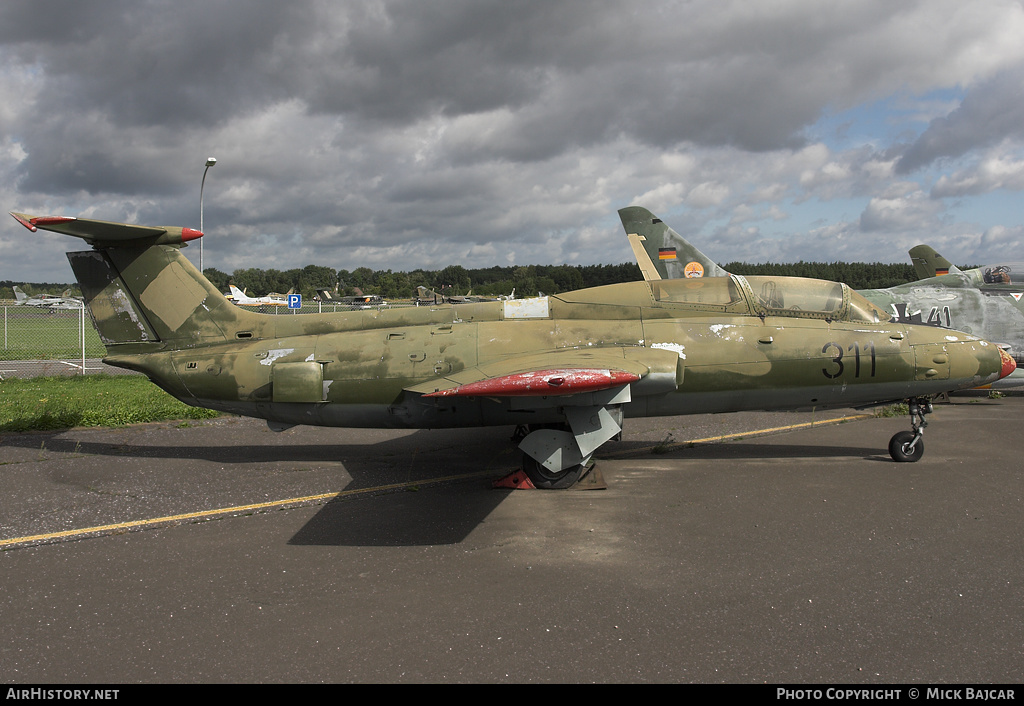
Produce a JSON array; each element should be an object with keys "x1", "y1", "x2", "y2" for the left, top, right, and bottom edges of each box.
[{"x1": 200, "y1": 157, "x2": 217, "y2": 273}]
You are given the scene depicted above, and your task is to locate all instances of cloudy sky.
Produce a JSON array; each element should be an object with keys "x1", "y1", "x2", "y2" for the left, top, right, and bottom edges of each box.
[{"x1": 3, "y1": 0, "x2": 1024, "y2": 283}]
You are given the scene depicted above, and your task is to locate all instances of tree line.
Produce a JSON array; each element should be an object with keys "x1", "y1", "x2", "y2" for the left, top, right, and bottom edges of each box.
[
  {"x1": 3, "y1": 260, "x2": 965, "y2": 302},
  {"x1": 199, "y1": 260, "x2": 929, "y2": 299}
]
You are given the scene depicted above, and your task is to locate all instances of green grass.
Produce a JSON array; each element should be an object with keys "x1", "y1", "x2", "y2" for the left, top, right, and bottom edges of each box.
[
  {"x1": 0, "y1": 307, "x2": 105, "y2": 360},
  {"x1": 873, "y1": 402, "x2": 909, "y2": 418},
  {"x1": 0, "y1": 375, "x2": 222, "y2": 432}
]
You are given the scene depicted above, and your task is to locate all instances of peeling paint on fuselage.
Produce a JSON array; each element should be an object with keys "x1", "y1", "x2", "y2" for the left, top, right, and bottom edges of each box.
[
  {"x1": 260, "y1": 348, "x2": 295, "y2": 366},
  {"x1": 651, "y1": 342, "x2": 687, "y2": 359}
]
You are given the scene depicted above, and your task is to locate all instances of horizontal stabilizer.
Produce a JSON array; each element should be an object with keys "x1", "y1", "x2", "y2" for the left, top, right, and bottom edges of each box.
[{"x1": 10, "y1": 212, "x2": 202, "y2": 247}]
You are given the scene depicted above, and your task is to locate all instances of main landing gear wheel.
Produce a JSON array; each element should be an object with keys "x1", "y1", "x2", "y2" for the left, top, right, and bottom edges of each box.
[
  {"x1": 888, "y1": 430, "x2": 924, "y2": 463},
  {"x1": 521, "y1": 454, "x2": 588, "y2": 489}
]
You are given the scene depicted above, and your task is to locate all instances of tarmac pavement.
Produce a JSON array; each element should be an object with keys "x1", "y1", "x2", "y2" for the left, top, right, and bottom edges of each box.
[{"x1": 0, "y1": 396, "x2": 1021, "y2": 683}]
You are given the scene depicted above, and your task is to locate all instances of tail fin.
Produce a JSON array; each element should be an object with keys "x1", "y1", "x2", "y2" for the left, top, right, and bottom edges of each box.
[
  {"x1": 417, "y1": 285, "x2": 441, "y2": 301},
  {"x1": 11, "y1": 212, "x2": 262, "y2": 351},
  {"x1": 12, "y1": 285, "x2": 26, "y2": 302},
  {"x1": 909, "y1": 244, "x2": 960, "y2": 280},
  {"x1": 617, "y1": 206, "x2": 730, "y2": 281}
]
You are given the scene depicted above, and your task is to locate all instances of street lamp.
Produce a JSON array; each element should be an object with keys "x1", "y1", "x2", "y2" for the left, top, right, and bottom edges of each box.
[{"x1": 199, "y1": 157, "x2": 217, "y2": 273}]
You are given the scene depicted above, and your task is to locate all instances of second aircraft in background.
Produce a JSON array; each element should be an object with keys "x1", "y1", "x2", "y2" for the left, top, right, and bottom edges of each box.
[{"x1": 620, "y1": 206, "x2": 1024, "y2": 383}]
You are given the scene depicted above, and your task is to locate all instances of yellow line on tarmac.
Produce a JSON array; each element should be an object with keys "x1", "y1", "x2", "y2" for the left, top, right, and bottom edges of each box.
[
  {"x1": 600, "y1": 413, "x2": 875, "y2": 458},
  {"x1": 1, "y1": 414, "x2": 875, "y2": 548},
  {"x1": 0, "y1": 469, "x2": 498, "y2": 549}
]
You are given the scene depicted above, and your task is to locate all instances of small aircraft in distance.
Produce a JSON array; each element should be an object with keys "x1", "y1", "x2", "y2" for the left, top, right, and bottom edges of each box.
[
  {"x1": 313, "y1": 287, "x2": 388, "y2": 309},
  {"x1": 9, "y1": 210, "x2": 1015, "y2": 485},
  {"x1": 415, "y1": 286, "x2": 505, "y2": 304},
  {"x1": 619, "y1": 206, "x2": 1024, "y2": 385},
  {"x1": 228, "y1": 284, "x2": 291, "y2": 307},
  {"x1": 12, "y1": 285, "x2": 83, "y2": 309}
]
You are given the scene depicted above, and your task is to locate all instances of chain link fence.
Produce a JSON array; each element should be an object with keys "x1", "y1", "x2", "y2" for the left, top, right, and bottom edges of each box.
[{"x1": 0, "y1": 304, "x2": 117, "y2": 379}]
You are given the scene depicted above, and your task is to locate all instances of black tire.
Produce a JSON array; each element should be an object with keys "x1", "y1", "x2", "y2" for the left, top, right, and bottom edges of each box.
[
  {"x1": 889, "y1": 430, "x2": 924, "y2": 463},
  {"x1": 521, "y1": 454, "x2": 587, "y2": 489}
]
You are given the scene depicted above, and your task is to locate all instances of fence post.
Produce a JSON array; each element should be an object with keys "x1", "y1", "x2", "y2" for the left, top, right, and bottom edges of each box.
[{"x1": 80, "y1": 304, "x2": 86, "y2": 375}]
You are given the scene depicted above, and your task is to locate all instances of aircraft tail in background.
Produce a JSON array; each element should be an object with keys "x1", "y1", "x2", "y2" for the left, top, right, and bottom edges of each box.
[
  {"x1": 909, "y1": 244, "x2": 961, "y2": 280},
  {"x1": 617, "y1": 206, "x2": 730, "y2": 281}
]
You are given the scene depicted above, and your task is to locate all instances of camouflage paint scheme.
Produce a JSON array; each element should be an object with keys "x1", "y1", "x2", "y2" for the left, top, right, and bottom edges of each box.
[
  {"x1": 621, "y1": 206, "x2": 1024, "y2": 370},
  {"x1": 12, "y1": 284, "x2": 83, "y2": 309},
  {"x1": 10, "y1": 211, "x2": 1015, "y2": 484}
]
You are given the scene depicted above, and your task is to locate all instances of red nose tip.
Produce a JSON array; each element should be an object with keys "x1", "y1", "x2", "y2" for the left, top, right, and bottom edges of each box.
[
  {"x1": 999, "y1": 348, "x2": 1016, "y2": 379},
  {"x1": 181, "y1": 227, "x2": 203, "y2": 242}
]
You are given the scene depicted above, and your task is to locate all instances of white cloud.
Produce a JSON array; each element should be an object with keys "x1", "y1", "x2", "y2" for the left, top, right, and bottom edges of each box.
[
  {"x1": 859, "y1": 190, "x2": 944, "y2": 232},
  {"x1": 931, "y1": 151, "x2": 1024, "y2": 197}
]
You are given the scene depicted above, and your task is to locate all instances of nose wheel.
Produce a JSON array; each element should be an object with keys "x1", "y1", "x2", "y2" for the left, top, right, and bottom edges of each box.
[{"x1": 888, "y1": 397, "x2": 932, "y2": 462}]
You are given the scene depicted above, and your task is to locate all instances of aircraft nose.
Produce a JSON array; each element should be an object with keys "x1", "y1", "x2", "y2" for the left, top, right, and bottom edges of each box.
[
  {"x1": 999, "y1": 347, "x2": 1017, "y2": 379},
  {"x1": 941, "y1": 337, "x2": 1015, "y2": 389}
]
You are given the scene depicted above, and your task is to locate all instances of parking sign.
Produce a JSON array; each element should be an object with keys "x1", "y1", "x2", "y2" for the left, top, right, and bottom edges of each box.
[{"x1": 288, "y1": 294, "x2": 302, "y2": 309}]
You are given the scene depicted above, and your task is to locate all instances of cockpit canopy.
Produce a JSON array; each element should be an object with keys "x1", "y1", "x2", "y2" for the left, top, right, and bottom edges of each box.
[
  {"x1": 980, "y1": 263, "x2": 1024, "y2": 285},
  {"x1": 651, "y1": 275, "x2": 889, "y2": 323}
]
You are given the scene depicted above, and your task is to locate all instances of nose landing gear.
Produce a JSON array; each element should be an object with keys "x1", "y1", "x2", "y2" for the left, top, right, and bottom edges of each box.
[{"x1": 888, "y1": 397, "x2": 933, "y2": 462}]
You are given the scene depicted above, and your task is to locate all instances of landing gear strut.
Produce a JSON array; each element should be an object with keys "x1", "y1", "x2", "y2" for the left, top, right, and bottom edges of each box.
[{"x1": 888, "y1": 397, "x2": 933, "y2": 463}]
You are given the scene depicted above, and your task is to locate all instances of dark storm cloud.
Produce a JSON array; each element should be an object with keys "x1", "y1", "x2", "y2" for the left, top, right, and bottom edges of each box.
[
  {"x1": 2, "y1": 1, "x2": 842, "y2": 171},
  {"x1": 897, "y1": 66, "x2": 1024, "y2": 174},
  {"x1": 1, "y1": 0, "x2": 297, "y2": 129}
]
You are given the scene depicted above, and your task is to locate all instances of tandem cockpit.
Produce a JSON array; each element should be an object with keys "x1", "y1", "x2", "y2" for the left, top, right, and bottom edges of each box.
[{"x1": 649, "y1": 274, "x2": 889, "y2": 324}]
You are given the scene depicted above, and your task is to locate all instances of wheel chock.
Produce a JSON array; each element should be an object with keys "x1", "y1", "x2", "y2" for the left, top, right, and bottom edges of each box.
[
  {"x1": 492, "y1": 469, "x2": 537, "y2": 489},
  {"x1": 571, "y1": 464, "x2": 607, "y2": 490}
]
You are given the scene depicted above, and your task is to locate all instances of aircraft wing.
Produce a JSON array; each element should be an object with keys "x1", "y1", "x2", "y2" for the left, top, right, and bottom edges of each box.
[
  {"x1": 405, "y1": 347, "x2": 681, "y2": 399},
  {"x1": 406, "y1": 347, "x2": 682, "y2": 476}
]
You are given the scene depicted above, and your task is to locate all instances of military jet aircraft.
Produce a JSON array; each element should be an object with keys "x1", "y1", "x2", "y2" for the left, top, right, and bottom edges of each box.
[
  {"x1": 910, "y1": 244, "x2": 1024, "y2": 301},
  {"x1": 620, "y1": 207, "x2": 1024, "y2": 376},
  {"x1": 12, "y1": 284, "x2": 83, "y2": 309},
  {"x1": 415, "y1": 286, "x2": 501, "y2": 304},
  {"x1": 909, "y1": 244, "x2": 1024, "y2": 288},
  {"x1": 9, "y1": 211, "x2": 1015, "y2": 483}
]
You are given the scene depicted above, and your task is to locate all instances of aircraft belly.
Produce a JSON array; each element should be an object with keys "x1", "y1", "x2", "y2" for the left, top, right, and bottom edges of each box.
[{"x1": 203, "y1": 397, "x2": 568, "y2": 430}]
